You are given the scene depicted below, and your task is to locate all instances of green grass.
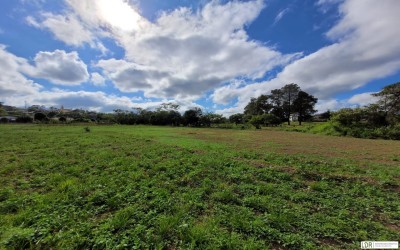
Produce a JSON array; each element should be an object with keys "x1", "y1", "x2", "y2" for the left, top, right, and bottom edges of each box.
[{"x1": 0, "y1": 124, "x2": 399, "y2": 249}]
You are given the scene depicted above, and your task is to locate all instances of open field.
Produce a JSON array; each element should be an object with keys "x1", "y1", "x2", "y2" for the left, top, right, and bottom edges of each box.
[{"x1": 0, "y1": 124, "x2": 399, "y2": 249}]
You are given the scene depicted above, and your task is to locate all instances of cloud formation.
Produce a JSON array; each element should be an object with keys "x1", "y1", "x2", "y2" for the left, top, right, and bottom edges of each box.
[
  {"x1": 0, "y1": 45, "x2": 42, "y2": 99},
  {"x1": 4, "y1": 0, "x2": 399, "y2": 115},
  {"x1": 90, "y1": 72, "x2": 106, "y2": 86},
  {"x1": 23, "y1": 50, "x2": 89, "y2": 85},
  {"x1": 110, "y1": 0, "x2": 299, "y2": 99},
  {"x1": 214, "y1": 0, "x2": 400, "y2": 114},
  {"x1": 28, "y1": 0, "x2": 299, "y2": 100}
]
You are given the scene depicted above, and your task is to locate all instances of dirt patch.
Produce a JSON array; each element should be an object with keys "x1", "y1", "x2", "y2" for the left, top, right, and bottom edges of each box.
[{"x1": 178, "y1": 128, "x2": 400, "y2": 167}]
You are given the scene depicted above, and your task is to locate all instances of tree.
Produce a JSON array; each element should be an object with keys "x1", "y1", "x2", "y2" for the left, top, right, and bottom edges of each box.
[
  {"x1": 249, "y1": 114, "x2": 281, "y2": 128},
  {"x1": 16, "y1": 116, "x2": 33, "y2": 123},
  {"x1": 0, "y1": 117, "x2": 9, "y2": 123},
  {"x1": 243, "y1": 83, "x2": 317, "y2": 126},
  {"x1": 229, "y1": 113, "x2": 244, "y2": 125},
  {"x1": 269, "y1": 89, "x2": 285, "y2": 120},
  {"x1": 261, "y1": 114, "x2": 281, "y2": 126},
  {"x1": 34, "y1": 112, "x2": 48, "y2": 122},
  {"x1": 332, "y1": 108, "x2": 364, "y2": 127},
  {"x1": 183, "y1": 108, "x2": 202, "y2": 126},
  {"x1": 280, "y1": 83, "x2": 301, "y2": 125},
  {"x1": 156, "y1": 102, "x2": 180, "y2": 112},
  {"x1": 168, "y1": 110, "x2": 182, "y2": 126},
  {"x1": 244, "y1": 95, "x2": 273, "y2": 115},
  {"x1": 207, "y1": 113, "x2": 225, "y2": 124},
  {"x1": 113, "y1": 109, "x2": 137, "y2": 125},
  {"x1": 268, "y1": 84, "x2": 301, "y2": 124},
  {"x1": 293, "y1": 91, "x2": 318, "y2": 125},
  {"x1": 372, "y1": 82, "x2": 400, "y2": 125},
  {"x1": 28, "y1": 105, "x2": 45, "y2": 113},
  {"x1": 364, "y1": 104, "x2": 388, "y2": 127},
  {"x1": 249, "y1": 115, "x2": 263, "y2": 129}
]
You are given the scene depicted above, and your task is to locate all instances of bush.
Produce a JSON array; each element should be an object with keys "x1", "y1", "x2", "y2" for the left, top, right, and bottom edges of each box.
[
  {"x1": 48, "y1": 119, "x2": 59, "y2": 124},
  {"x1": 0, "y1": 117, "x2": 9, "y2": 123},
  {"x1": 16, "y1": 116, "x2": 33, "y2": 123},
  {"x1": 249, "y1": 116, "x2": 263, "y2": 129},
  {"x1": 387, "y1": 124, "x2": 400, "y2": 140},
  {"x1": 59, "y1": 117, "x2": 67, "y2": 122},
  {"x1": 261, "y1": 114, "x2": 281, "y2": 126},
  {"x1": 34, "y1": 112, "x2": 48, "y2": 122},
  {"x1": 332, "y1": 108, "x2": 363, "y2": 127}
]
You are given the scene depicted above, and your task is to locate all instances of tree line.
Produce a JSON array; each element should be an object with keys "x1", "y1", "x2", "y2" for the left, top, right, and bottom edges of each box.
[
  {"x1": 1, "y1": 82, "x2": 399, "y2": 139},
  {"x1": 0, "y1": 102, "x2": 228, "y2": 127},
  {"x1": 1, "y1": 83, "x2": 318, "y2": 128}
]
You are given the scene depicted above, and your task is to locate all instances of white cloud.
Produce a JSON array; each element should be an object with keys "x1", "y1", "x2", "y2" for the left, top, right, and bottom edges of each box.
[
  {"x1": 100, "y1": 0, "x2": 298, "y2": 99},
  {"x1": 23, "y1": 50, "x2": 89, "y2": 85},
  {"x1": 315, "y1": 92, "x2": 379, "y2": 113},
  {"x1": 0, "y1": 45, "x2": 42, "y2": 99},
  {"x1": 4, "y1": 87, "x2": 202, "y2": 113},
  {"x1": 96, "y1": 59, "x2": 155, "y2": 92},
  {"x1": 27, "y1": 13, "x2": 93, "y2": 46},
  {"x1": 315, "y1": 99, "x2": 344, "y2": 113},
  {"x1": 279, "y1": 0, "x2": 400, "y2": 98},
  {"x1": 90, "y1": 72, "x2": 106, "y2": 86},
  {"x1": 95, "y1": 0, "x2": 142, "y2": 31},
  {"x1": 347, "y1": 92, "x2": 379, "y2": 106},
  {"x1": 316, "y1": 0, "x2": 343, "y2": 13},
  {"x1": 4, "y1": 89, "x2": 137, "y2": 112},
  {"x1": 29, "y1": 0, "x2": 299, "y2": 100},
  {"x1": 213, "y1": 0, "x2": 400, "y2": 114},
  {"x1": 273, "y1": 8, "x2": 290, "y2": 25}
]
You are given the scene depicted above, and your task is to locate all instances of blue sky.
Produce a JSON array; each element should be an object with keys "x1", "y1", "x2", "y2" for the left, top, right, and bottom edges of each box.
[{"x1": 1, "y1": 0, "x2": 399, "y2": 115}]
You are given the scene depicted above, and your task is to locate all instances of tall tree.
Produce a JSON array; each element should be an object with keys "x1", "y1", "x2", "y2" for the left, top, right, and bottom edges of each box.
[
  {"x1": 244, "y1": 95, "x2": 273, "y2": 115},
  {"x1": 268, "y1": 83, "x2": 300, "y2": 125},
  {"x1": 372, "y1": 82, "x2": 400, "y2": 124},
  {"x1": 183, "y1": 108, "x2": 202, "y2": 126},
  {"x1": 281, "y1": 83, "x2": 301, "y2": 125},
  {"x1": 269, "y1": 89, "x2": 284, "y2": 120},
  {"x1": 293, "y1": 91, "x2": 318, "y2": 125},
  {"x1": 229, "y1": 113, "x2": 244, "y2": 125}
]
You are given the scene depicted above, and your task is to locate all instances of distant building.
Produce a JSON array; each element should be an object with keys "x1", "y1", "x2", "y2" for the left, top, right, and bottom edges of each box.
[
  {"x1": 60, "y1": 105, "x2": 73, "y2": 114},
  {"x1": 289, "y1": 113, "x2": 299, "y2": 122},
  {"x1": 0, "y1": 116, "x2": 17, "y2": 122}
]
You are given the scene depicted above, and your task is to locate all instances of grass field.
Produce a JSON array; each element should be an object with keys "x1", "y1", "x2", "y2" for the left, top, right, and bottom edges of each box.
[{"x1": 0, "y1": 124, "x2": 399, "y2": 249}]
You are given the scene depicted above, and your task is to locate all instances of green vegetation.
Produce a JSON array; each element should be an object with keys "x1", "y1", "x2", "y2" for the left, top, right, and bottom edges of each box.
[
  {"x1": 1, "y1": 125, "x2": 399, "y2": 249},
  {"x1": 1, "y1": 82, "x2": 399, "y2": 141},
  {"x1": 244, "y1": 83, "x2": 318, "y2": 125},
  {"x1": 243, "y1": 82, "x2": 400, "y2": 140}
]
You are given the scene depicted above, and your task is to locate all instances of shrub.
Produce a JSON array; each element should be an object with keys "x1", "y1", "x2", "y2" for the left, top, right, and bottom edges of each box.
[
  {"x1": 261, "y1": 114, "x2": 281, "y2": 126},
  {"x1": 332, "y1": 108, "x2": 363, "y2": 127},
  {"x1": 16, "y1": 116, "x2": 33, "y2": 123},
  {"x1": 249, "y1": 116, "x2": 263, "y2": 129},
  {"x1": 0, "y1": 117, "x2": 9, "y2": 123},
  {"x1": 34, "y1": 112, "x2": 48, "y2": 122},
  {"x1": 387, "y1": 124, "x2": 400, "y2": 140}
]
